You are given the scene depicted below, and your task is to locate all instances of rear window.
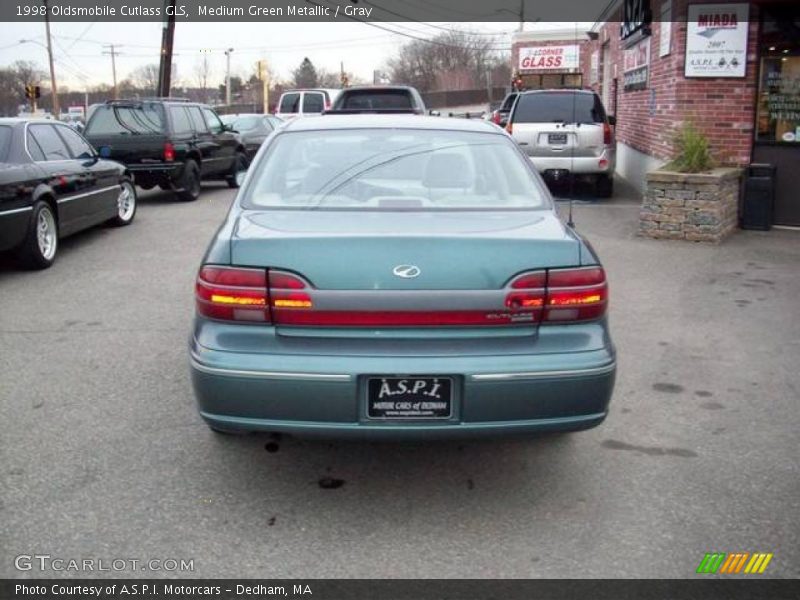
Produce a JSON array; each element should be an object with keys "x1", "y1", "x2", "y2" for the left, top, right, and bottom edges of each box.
[
  {"x1": 85, "y1": 103, "x2": 165, "y2": 135},
  {"x1": 501, "y1": 93, "x2": 518, "y2": 110},
  {"x1": 302, "y1": 93, "x2": 324, "y2": 113},
  {"x1": 338, "y1": 90, "x2": 413, "y2": 110},
  {"x1": 228, "y1": 116, "x2": 262, "y2": 131},
  {"x1": 0, "y1": 126, "x2": 11, "y2": 161},
  {"x1": 244, "y1": 129, "x2": 548, "y2": 211},
  {"x1": 513, "y1": 92, "x2": 606, "y2": 124},
  {"x1": 279, "y1": 93, "x2": 300, "y2": 113}
]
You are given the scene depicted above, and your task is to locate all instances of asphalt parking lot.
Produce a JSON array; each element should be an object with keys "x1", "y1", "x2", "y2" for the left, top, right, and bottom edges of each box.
[{"x1": 1, "y1": 182, "x2": 798, "y2": 578}]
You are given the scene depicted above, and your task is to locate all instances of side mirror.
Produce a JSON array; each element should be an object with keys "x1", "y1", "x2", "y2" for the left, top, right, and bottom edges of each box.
[
  {"x1": 428, "y1": 110, "x2": 441, "y2": 117},
  {"x1": 607, "y1": 115, "x2": 616, "y2": 126}
]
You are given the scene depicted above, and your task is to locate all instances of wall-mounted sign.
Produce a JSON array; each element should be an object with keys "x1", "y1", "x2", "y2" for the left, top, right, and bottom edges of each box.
[
  {"x1": 620, "y1": 0, "x2": 652, "y2": 42},
  {"x1": 685, "y1": 3, "x2": 749, "y2": 78},
  {"x1": 519, "y1": 45, "x2": 580, "y2": 71},
  {"x1": 623, "y1": 37, "x2": 650, "y2": 91},
  {"x1": 659, "y1": 0, "x2": 672, "y2": 57}
]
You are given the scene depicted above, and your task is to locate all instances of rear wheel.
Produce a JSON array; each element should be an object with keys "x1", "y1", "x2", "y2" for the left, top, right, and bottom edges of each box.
[
  {"x1": 595, "y1": 174, "x2": 613, "y2": 198},
  {"x1": 177, "y1": 160, "x2": 201, "y2": 202},
  {"x1": 16, "y1": 201, "x2": 58, "y2": 269},
  {"x1": 226, "y1": 152, "x2": 248, "y2": 189},
  {"x1": 109, "y1": 179, "x2": 137, "y2": 226}
]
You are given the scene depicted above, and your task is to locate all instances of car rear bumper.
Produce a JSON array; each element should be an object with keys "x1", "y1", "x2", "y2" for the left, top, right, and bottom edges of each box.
[
  {"x1": 126, "y1": 163, "x2": 183, "y2": 185},
  {"x1": 527, "y1": 149, "x2": 615, "y2": 175},
  {"x1": 189, "y1": 333, "x2": 616, "y2": 440}
]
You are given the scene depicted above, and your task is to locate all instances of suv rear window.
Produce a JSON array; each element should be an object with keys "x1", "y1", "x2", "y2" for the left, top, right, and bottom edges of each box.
[
  {"x1": 85, "y1": 103, "x2": 165, "y2": 135},
  {"x1": 302, "y1": 93, "x2": 324, "y2": 113},
  {"x1": 0, "y1": 125, "x2": 11, "y2": 161},
  {"x1": 279, "y1": 93, "x2": 300, "y2": 113},
  {"x1": 513, "y1": 92, "x2": 606, "y2": 124},
  {"x1": 338, "y1": 90, "x2": 413, "y2": 110},
  {"x1": 501, "y1": 93, "x2": 518, "y2": 110}
]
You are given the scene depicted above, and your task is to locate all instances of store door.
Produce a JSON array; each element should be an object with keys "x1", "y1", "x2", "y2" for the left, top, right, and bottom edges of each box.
[{"x1": 752, "y1": 6, "x2": 800, "y2": 226}]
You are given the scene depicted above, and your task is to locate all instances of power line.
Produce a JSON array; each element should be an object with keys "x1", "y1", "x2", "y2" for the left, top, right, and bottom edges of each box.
[{"x1": 361, "y1": 1, "x2": 514, "y2": 36}]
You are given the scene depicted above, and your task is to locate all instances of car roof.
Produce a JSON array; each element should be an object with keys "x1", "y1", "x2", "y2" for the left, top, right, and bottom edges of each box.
[
  {"x1": 0, "y1": 118, "x2": 64, "y2": 126},
  {"x1": 339, "y1": 85, "x2": 417, "y2": 92},
  {"x1": 520, "y1": 89, "x2": 595, "y2": 95},
  {"x1": 280, "y1": 114, "x2": 501, "y2": 134}
]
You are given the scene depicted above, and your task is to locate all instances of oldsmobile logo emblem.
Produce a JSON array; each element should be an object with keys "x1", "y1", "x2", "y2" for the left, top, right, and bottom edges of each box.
[{"x1": 392, "y1": 265, "x2": 421, "y2": 279}]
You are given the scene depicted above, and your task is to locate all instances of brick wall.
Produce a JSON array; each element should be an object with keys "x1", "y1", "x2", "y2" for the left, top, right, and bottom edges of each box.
[{"x1": 585, "y1": 0, "x2": 760, "y2": 167}]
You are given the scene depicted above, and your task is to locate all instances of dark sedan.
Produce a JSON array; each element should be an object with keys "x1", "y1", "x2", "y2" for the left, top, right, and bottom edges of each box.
[
  {"x1": 220, "y1": 114, "x2": 283, "y2": 162},
  {"x1": 0, "y1": 118, "x2": 136, "y2": 269}
]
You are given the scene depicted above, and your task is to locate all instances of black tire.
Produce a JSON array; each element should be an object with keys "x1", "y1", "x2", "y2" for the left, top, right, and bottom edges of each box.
[
  {"x1": 16, "y1": 200, "x2": 58, "y2": 270},
  {"x1": 177, "y1": 160, "x2": 201, "y2": 202},
  {"x1": 226, "y1": 152, "x2": 248, "y2": 189},
  {"x1": 109, "y1": 179, "x2": 137, "y2": 227},
  {"x1": 596, "y1": 174, "x2": 614, "y2": 198}
]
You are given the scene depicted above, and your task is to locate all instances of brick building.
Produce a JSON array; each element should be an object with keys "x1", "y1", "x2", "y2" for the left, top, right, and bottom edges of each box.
[{"x1": 511, "y1": 0, "x2": 800, "y2": 226}]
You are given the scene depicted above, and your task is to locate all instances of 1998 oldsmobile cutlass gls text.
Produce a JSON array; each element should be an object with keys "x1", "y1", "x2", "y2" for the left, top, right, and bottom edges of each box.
[{"x1": 14, "y1": 3, "x2": 373, "y2": 18}]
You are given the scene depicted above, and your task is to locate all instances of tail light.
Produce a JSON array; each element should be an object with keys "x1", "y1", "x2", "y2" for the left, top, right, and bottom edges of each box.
[
  {"x1": 544, "y1": 267, "x2": 608, "y2": 322},
  {"x1": 163, "y1": 142, "x2": 175, "y2": 162},
  {"x1": 196, "y1": 266, "x2": 269, "y2": 322},
  {"x1": 195, "y1": 266, "x2": 607, "y2": 326},
  {"x1": 492, "y1": 111, "x2": 501, "y2": 125},
  {"x1": 603, "y1": 122, "x2": 612, "y2": 145}
]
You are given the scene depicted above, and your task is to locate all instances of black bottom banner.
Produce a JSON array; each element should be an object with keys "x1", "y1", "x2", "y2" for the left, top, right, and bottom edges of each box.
[{"x1": 2, "y1": 579, "x2": 798, "y2": 600}]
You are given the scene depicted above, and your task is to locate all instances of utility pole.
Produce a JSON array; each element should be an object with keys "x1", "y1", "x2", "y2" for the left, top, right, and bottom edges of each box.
[
  {"x1": 224, "y1": 48, "x2": 234, "y2": 105},
  {"x1": 257, "y1": 59, "x2": 269, "y2": 114},
  {"x1": 157, "y1": 0, "x2": 177, "y2": 97},
  {"x1": 102, "y1": 44, "x2": 120, "y2": 99},
  {"x1": 518, "y1": 0, "x2": 525, "y2": 32},
  {"x1": 42, "y1": 0, "x2": 59, "y2": 117}
]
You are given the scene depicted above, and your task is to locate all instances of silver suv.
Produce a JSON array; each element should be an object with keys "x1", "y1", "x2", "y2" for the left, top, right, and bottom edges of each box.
[{"x1": 507, "y1": 90, "x2": 616, "y2": 197}]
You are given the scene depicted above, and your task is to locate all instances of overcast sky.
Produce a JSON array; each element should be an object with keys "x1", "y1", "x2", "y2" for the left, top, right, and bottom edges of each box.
[{"x1": 0, "y1": 21, "x2": 590, "y2": 90}]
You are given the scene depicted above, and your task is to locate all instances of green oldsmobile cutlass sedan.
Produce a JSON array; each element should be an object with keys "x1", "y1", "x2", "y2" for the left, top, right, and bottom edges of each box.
[{"x1": 189, "y1": 115, "x2": 615, "y2": 439}]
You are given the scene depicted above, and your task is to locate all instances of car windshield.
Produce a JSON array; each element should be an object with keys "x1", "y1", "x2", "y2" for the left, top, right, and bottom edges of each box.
[
  {"x1": 514, "y1": 92, "x2": 606, "y2": 124},
  {"x1": 84, "y1": 103, "x2": 165, "y2": 135},
  {"x1": 338, "y1": 90, "x2": 413, "y2": 110},
  {"x1": 244, "y1": 128, "x2": 548, "y2": 211},
  {"x1": 0, "y1": 125, "x2": 11, "y2": 161}
]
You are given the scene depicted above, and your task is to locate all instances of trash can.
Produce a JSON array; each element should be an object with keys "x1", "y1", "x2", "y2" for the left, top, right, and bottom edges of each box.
[{"x1": 741, "y1": 164, "x2": 776, "y2": 231}]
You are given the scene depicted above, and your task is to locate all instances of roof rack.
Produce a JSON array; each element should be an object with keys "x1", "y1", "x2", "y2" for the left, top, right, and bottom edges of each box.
[
  {"x1": 139, "y1": 97, "x2": 192, "y2": 102},
  {"x1": 323, "y1": 108, "x2": 419, "y2": 115}
]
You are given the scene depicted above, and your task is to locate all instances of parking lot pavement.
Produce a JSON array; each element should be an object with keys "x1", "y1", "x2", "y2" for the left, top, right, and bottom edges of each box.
[{"x1": 1, "y1": 183, "x2": 798, "y2": 578}]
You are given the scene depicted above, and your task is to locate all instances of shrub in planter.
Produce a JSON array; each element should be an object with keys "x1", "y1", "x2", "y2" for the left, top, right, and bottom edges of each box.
[{"x1": 641, "y1": 122, "x2": 740, "y2": 243}]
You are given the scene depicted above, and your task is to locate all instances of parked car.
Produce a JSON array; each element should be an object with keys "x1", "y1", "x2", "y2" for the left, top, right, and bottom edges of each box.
[
  {"x1": 83, "y1": 98, "x2": 247, "y2": 202},
  {"x1": 506, "y1": 89, "x2": 616, "y2": 197},
  {"x1": 0, "y1": 118, "x2": 136, "y2": 269},
  {"x1": 220, "y1": 113, "x2": 283, "y2": 162},
  {"x1": 190, "y1": 115, "x2": 616, "y2": 439},
  {"x1": 329, "y1": 85, "x2": 426, "y2": 114},
  {"x1": 488, "y1": 92, "x2": 518, "y2": 128},
  {"x1": 275, "y1": 89, "x2": 341, "y2": 120}
]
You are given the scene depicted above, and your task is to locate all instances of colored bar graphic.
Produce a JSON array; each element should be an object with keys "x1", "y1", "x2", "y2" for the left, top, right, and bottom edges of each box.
[{"x1": 699, "y1": 552, "x2": 773, "y2": 574}]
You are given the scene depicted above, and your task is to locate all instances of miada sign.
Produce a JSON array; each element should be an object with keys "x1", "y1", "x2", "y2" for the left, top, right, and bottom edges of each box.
[{"x1": 519, "y1": 45, "x2": 580, "y2": 71}]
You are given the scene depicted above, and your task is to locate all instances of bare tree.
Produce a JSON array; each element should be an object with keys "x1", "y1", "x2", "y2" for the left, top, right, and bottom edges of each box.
[
  {"x1": 385, "y1": 29, "x2": 508, "y2": 92},
  {"x1": 128, "y1": 64, "x2": 159, "y2": 95},
  {"x1": 194, "y1": 55, "x2": 212, "y2": 102}
]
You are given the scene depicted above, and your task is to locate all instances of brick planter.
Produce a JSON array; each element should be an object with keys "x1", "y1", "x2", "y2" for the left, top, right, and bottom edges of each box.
[{"x1": 639, "y1": 168, "x2": 742, "y2": 243}]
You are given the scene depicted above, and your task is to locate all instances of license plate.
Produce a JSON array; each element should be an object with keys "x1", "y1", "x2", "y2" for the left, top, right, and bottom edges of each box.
[
  {"x1": 548, "y1": 133, "x2": 568, "y2": 145},
  {"x1": 366, "y1": 377, "x2": 453, "y2": 419}
]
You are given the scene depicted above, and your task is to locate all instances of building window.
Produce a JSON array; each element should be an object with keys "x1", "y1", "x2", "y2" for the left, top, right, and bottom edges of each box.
[{"x1": 756, "y1": 8, "x2": 800, "y2": 143}]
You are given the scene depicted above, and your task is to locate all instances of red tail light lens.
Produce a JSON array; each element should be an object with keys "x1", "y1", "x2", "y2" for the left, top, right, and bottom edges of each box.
[
  {"x1": 505, "y1": 270, "x2": 546, "y2": 314},
  {"x1": 163, "y1": 142, "x2": 175, "y2": 162},
  {"x1": 544, "y1": 267, "x2": 607, "y2": 322},
  {"x1": 603, "y1": 122, "x2": 612, "y2": 145},
  {"x1": 196, "y1": 266, "x2": 269, "y2": 322},
  {"x1": 492, "y1": 111, "x2": 501, "y2": 125},
  {"x1": 269, "y1": 271, "x2": 313, "y2": 310}
]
